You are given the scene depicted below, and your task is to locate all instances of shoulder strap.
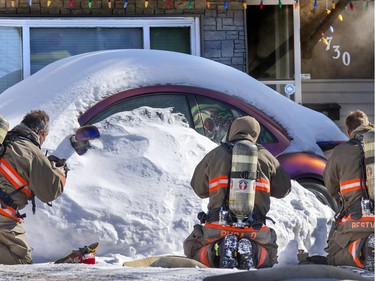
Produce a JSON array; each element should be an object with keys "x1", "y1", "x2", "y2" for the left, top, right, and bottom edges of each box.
[{"x1": 348, "y1": 137, "x2": 369, "y2": 200}]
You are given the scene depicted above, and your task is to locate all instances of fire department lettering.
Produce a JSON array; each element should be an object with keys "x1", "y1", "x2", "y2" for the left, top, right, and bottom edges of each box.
[
  {"x1": 221, "y1": 230, "x2": 257, "y2": 240},
  {"x1": 351, "y1": 221, "x2": 375, "y2": 229}
]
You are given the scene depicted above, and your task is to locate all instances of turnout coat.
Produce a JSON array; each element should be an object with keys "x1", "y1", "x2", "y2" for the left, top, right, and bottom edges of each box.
[
  {"x1": 324, "y1": 124, "x2": 375, "y2": 268},
  {"x1": 0, "y1": 124, "x2": 65, "y2": 264}
]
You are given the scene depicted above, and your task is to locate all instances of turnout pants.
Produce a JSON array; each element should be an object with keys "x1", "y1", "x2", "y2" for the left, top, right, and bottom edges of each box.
[
  {"x1": 0, "y1": 221, "x2": 32, "y2": 264},
  {"x1": 326, "y1": 214, "x2": 374, "y2": 268},
  {"x1": 183, "y1": 223, "x2": 278, "y2": 268}
]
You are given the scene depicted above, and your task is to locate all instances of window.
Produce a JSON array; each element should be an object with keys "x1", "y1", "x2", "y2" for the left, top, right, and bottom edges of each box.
[
  {"x1": 150, "y1": 27, "x2": 191, "y2": 54},
  {"x1": 0, "y1": 17, "x2": 200, "y2": 93},
  {"x1": 193, "y1": 96, "x2": 277, "y2": 144},
  {"x1": 30, "y1": 28, "x2": 143, "y2": 74},
  {"x1": 247, "y1": 5, "x2": 294, "y2": 80},
  {"x1": 0, "y1": 27, "x2": 22, "y2": 93},
  {"x1": 86, "y1": 94, "x2": 193, "y2": 128}
]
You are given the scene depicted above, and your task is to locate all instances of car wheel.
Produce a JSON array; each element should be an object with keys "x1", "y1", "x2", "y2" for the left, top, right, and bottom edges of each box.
[{"x1": 297, "y1": 180, "x2": 339, "y2": 213}]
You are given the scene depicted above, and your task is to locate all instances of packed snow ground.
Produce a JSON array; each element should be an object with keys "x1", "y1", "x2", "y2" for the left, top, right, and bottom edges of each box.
[{"x1": 0, "y1": 50, "x2": 351, "y2": 280}]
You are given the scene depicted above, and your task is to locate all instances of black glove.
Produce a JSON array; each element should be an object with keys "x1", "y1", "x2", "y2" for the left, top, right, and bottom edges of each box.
[{"x1": 48, "y1": 155, "x2": 69, "y2": 177}]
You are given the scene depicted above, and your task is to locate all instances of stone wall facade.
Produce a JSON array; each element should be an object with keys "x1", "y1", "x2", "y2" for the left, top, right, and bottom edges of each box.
[{"x1": 0, "y1": 0, "x2": 247, "y2": 71}]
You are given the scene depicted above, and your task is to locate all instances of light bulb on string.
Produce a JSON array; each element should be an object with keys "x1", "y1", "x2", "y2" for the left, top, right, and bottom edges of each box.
[
  {"x1": 278, "y1": 0, "x2": 282, "y2": 8},
  {"x1": 47, "y1": 0, "x2": 51, "y2": 6},
  {"x1": 88, "y1": 0, "x2": 92, "y2": 8},
  {"x1": 338, "y1": 14, "x2": 343, "y2": 21},
  {"x1": 167, "y1": 0, "x2": 171, "y2": 7},
  {"x1": 349, "y1": 1, "x2": 353, "y2": 10},
  {"x1": 144, "y1": 0, "x2": 148, "y2": 7},
  {"x1": 260, "y1": 0, "x2": 263, "y2": 9},
  {"x1": 124, "y1": 0, "x2": 128, "y2": 8},
  {"x1": 242, "y1": 0, "x2": 246, "y2": 9},
  {"x1": 28, "y1": 0, "x2": 32, "y2": 6},
  {"x1": 11, "y1": 0, "x2": 16, "y2": 7},
  {"x1": 294, "y1": 0, "x2": 298, "y2": 9},
  {"x1": 322, "y1": 38, "x2": 328, "y2": 45},
  {"x1": 108, "y1": 0, "x2": 112, "y2": 8},
  {"x1": 329, "y1": 25, "x2": 334, "y2": 33},
  {"x1": 326, "y1": 8, "x2": 331, "y2": 14},
  {"x1": 224, "y1": 0, "x2": 228, "y2": 9},
  {"x1": 188, "y1": 0, "x2": 193, "y2": 9},
  {"x1": 69, "y1": 0, "x2": 73, "y2": 7},
  {"x1": 313, "y1": 0, "x2": 318, "y2": 9},
  {"x1": 332, "y1": 0, "x2": 335, "y2": 9},
  {"x1": 206, "y1": 1, "x2": 210, "y2": 8}
]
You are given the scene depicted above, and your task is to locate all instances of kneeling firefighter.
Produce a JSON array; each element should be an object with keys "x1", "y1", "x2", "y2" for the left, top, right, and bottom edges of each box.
[
  {"x1": 183, "y1": 116, "x2": 291, "y2": 269},
  {"x1": 0, "y1": 111, "x2": 67, "y2": 264}
]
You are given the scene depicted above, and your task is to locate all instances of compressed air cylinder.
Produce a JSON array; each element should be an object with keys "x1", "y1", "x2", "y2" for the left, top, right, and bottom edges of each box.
[
  {"x1": 229, "y1": 140, "x2": 258, "y2": 223},
  {"x1": 0, "y1": 114, "x2": 9, "y2": 145},
  {"x1": 364, "y1": 129, "x2": 375, "y2": 201}
]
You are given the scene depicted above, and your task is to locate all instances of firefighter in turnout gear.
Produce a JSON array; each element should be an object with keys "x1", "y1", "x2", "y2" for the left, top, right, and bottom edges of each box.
[
  {"x1": 324, "y1": 110, "x2": 375, "y2": 271},
  {"x1": 0, "y1": 110, "x2": 67, "y2": 264},
  {"x1": 183, "y1": 116, "x2": 291, "y2": 269}
]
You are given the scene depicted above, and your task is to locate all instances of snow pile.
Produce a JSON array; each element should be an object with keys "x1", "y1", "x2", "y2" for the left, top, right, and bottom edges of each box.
[{"x1": 20, "y1": 107, "x2": 334, "y2": 264}]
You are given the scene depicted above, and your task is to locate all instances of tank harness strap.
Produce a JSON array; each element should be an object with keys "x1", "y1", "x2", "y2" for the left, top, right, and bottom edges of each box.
[
  {"x1": 0, "y1": 158, "x2": 35, "y2": 222},
  {"x1": 0, "y1": 188, "x2": 25, "y2": 222}
]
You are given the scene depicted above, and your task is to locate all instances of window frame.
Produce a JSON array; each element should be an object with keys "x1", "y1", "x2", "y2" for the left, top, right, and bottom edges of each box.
[{"x1": 0, "y1": 17, "x2": 201, "y2": 80}]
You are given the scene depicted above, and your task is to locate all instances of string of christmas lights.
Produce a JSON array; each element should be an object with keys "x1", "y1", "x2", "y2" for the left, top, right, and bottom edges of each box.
[{"x1": 8, "y1": 0, "x2": 370, "y2": 11}]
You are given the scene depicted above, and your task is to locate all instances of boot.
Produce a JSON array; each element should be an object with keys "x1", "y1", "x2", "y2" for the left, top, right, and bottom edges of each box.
[
  {"x1": 364, "y1": 234, "x2": 374, "y2": 272},
  {"x1": 55, "y1": 242, "x2": 100, "y2": 264},
  {"x1": 219, "y1": 234, "x2": 238, "y2": 268},
  {"x1": 238, "y1": 238, "x2": 256, "y2": 270}
]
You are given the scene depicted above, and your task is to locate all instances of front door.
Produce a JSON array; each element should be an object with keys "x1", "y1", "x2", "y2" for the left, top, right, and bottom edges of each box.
[{"x1": 246, "y1": 0, "x2": 301, "y2": 103}]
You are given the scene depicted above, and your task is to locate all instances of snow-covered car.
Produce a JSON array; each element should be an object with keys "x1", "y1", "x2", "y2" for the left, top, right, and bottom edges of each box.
[{"x1": 0, "y1": 49, "x2": 347, "y2": 212}]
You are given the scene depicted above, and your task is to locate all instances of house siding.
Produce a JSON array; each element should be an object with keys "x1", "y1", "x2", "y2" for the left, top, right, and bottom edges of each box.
[{"x1": 302, "y1": 80, "x2": 375, "y2": 133}]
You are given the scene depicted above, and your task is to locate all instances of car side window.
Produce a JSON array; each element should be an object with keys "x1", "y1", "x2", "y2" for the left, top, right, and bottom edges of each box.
[
  {"x1": 192, "y1": 96, "x2": 277, "y2": 144},
  {"x1": 87, "y1": 94, "x2": 193, "y2": 127}
]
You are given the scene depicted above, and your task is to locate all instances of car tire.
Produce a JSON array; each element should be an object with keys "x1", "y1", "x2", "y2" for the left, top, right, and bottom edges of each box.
[{"x1": 297, "y1": 180, "x2": 339, "y2": 213}]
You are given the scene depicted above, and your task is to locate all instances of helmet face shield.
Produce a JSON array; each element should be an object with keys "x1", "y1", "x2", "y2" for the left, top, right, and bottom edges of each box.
[{"x1": 75, "y1": 125, "x2": 100, "y2": 141}]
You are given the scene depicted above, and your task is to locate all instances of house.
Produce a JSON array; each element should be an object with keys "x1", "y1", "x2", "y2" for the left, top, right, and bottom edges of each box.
[{"x1": 0, "y1": 0, "x2": 373, "y2": 132}]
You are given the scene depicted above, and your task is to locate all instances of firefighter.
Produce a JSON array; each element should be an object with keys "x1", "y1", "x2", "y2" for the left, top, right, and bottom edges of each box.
[
  {"x1": 324, "y1": 110, "x2": 374, "y2": 271},
  {"x1": 0, "y1": 110, "x2": 67, "y2": 264},
  {"x1": 183, "y1": 116, "x2": 291, "y2": 269}
]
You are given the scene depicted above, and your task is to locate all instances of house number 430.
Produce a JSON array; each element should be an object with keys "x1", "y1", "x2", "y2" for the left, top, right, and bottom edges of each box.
[{"x1": 325, "y1": 36, "x2": 351, "y2": 66}]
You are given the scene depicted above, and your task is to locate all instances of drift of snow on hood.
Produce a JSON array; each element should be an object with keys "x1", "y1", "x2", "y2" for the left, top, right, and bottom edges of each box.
[{"x1": 0, "y1": 49, "x2": 347, "y2": 157}]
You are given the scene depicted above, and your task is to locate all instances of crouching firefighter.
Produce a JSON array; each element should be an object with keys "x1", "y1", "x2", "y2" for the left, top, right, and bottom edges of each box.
[
  {"x1": 0, "y1": 110, "x2": 67, "y2": 265},
  {"x1": 324, "y1": 110, "x2": 375, "y2": 272},
  {"x1": 183, "y1": 116, "x2": 291, "y2": 270}
]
